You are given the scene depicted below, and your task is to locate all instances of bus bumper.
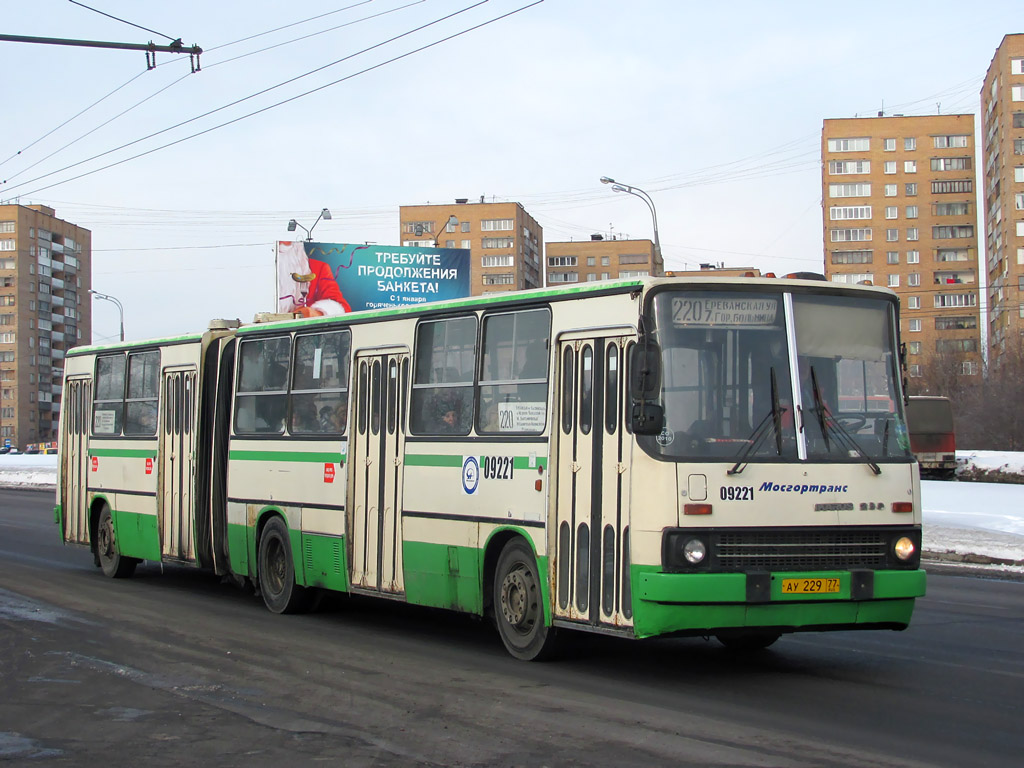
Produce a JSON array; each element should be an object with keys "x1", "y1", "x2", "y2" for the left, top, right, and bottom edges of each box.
[{"x1": 631, "y1": 568, "x2": 926, "y2": 639}]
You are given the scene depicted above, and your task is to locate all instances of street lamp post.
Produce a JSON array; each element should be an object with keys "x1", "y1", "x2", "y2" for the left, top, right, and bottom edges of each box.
[
  {"x1": 433, "y1": 215, "x2": 459, "y2": 248},
  {"x1": 89, "y1": 289, "x2": 124, "y2": 342},
  {"x1": 287, "y1": 208, "x2": 332, "y2": 241},
  {"x1": 600, "y1": 176, "x2": 663, "y2": 272}
]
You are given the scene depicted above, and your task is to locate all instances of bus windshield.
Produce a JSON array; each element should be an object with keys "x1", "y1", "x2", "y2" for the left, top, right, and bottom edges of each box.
[{"x1": 641, "y1": 289, "x2": 911, "y2": 464}]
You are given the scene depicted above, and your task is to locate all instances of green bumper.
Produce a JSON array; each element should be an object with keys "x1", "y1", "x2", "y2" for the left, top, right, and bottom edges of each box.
[{"x1": 632, "y1": 568, "x2": 926, "y2": 639}]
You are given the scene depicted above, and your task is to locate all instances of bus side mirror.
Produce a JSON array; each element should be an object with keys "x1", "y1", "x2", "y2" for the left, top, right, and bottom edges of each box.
[
  {"x1": 631, "y1": 402, "x2": 664, "y2": 434},
  {"x1": 629, "y1": 342, "x2": 661, "y2": 400}
]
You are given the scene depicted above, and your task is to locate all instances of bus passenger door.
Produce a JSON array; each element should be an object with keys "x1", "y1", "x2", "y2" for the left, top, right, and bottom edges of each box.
[
  {"x1": 349, "y1": 351, "x2": 408, "y2": 595},
  {"x1": 159, "y1": 367, "x2": 198, "y2": 562},
  {"x1": 554, "y1": 334, "x2": 634, "y2": 630},
  {"x1": 60, "y1": 377, "x2": 92, "y2": 545}
]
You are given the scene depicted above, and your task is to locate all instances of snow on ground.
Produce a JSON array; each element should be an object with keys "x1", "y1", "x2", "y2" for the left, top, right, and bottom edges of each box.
[{"x1": 2, "y1": 453, "x2": 1022, "y2": 574}]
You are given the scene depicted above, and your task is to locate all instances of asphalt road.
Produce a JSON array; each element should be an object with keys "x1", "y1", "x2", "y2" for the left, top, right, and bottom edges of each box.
[{"x1": 1, "y1": 488, "x2": 1022, "y2": 768}]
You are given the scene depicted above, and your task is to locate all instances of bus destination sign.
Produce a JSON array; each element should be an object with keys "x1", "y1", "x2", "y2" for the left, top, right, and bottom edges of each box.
[{"x1": 671, "y1": 296, "x2": 778, "y2": 327}]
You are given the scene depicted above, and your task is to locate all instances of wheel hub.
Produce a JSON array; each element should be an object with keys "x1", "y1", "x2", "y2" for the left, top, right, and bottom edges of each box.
[{"x1": 501, "y1": 567, "x2": 529, "y2": 628}]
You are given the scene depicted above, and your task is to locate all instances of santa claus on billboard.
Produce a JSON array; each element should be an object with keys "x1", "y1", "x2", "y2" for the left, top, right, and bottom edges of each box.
[{"x1": 277, "y1": 240, "x2": 352, "y2": 317}]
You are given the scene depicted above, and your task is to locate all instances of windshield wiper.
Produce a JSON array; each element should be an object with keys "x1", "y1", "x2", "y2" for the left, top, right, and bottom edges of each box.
[
  {"x1": 808, "y1": 366, "x2": 881, "y2": 475},
  {"x1": 728, "y1": 368, "x2": 786, "y2": 475}
]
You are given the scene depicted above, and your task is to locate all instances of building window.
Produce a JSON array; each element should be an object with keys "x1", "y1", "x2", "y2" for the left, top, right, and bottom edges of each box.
[
  {"x1": 620, "y1": 270, "x2": 649, "y2": 278},
  {"x1": 884, "y1": 184, "x2": 897, "y2": 197},
  {"x1": 930, "y1": 157, "x2": 972, "y2": 171},
  {"x1": 907, "y1": 250, "x2": 920, "y2": 264},
  {"x1": 586, "y1": 274, "x2": 597, "y2": 281},
  {"x1": 831, "y1": 228, "x2": 872, "y2": 242},
  {"x1": 1012, "y1": 58, "x2": 1024, "y2": 76},
  {"x1": 828, "y1": 160, "x2": 870, "y2": 174},
  {"x1": 904, "y1": 137, "x2": 916, "y2": 151},
  {"x1": 548, "y1": 272, "x2": 579, "y2": 283},
  {"x1": 884, "y1": 161, "x2": 897, "y2": 174},
  {"x1": 884, "y1": 138, "x2": 896, "y2": 152},
  {"x1": 935, "y1": 316, "x2": 976, "y2": 330},
  {"x1": 908, "y1": 273, "x2": 920, "y2": 287},
  {"x1": 601, "y1": 256, "x2": 610, "y2": 266},
  {"x1": 934, "y1": 202, "x2": 970, "y2": 216},
  {"x1": 904, "y1": 160, "x2": 917, "y2": 173},
  {"x1": 909, "y1": 319, "x2": 921, "y2": 332},
  {"x1": 1015, "y1": 167, "x2": 1024, "y2": 183},
  {"x1": 888, "y1": 274, "x2": 900, "y2": 287},
  {"x1": 482, "y1": 274, "x2": 514, "y2": 285},
  {"x1": 907, "y1": 296, "x2": 920, "y2": 310},
  {"x1": 907, "y1": 228, "x2": 919, "y2": 241},
  {"x1": 831, "y1": 250, "x2": 873, "y2": 264},
  {"x1": 827, "y1": 137, "x2": 870, "y2": 152},
  {"x1": 906, "y1": 205, "x2": 918, "y2": 219},
  {"x1": 905, "y1": 183, "x2": 917, "y2": 196},
  {"x1": 481, "y1": 219, "x2": 514, "y2": 231},
  {"x1": 461, "y1": 240, "x2": 471, "y2": 249},
  {"x1": 886, "y1": 229, "x2": 899, "y2": 242},
  {"x1": 0, "y1": 222, "x2": 14, "y2": 233},
  {"x1": 830, "y1": 273, "x2": 873, "y2": 285},
  {"x1": 932, "y1": 179, "x2": 972, "y2": 194},
  {"x1": 885, "y1": 206, "x2": 898, "y2": 219},
  {"x1": 460, "y1": 222, "x2": 470, "y2": 233},
  {"x1": 619, "y1": 253, "x2": 650, "y2": 265},
  {"x1": 932, "y1": 225, "x2": 974, "y2": 239},
  {"x1": 961, "y1": 361, "x2": 977, "y2": 376},
  {"x1": 934, "y1": 293, "x2": 977, "y2": 308},
  {"x1": 1016, "y1": 193, "x2": 1024, "y2": 211},
  {"x1": 482, "y1": 237, "x2": 514, "y2": 249},
  {"x1": 936, "y1": 248, "x2": 969, "y2": 262},
  {"x1": 403, "y1": 221, "x2": 434, "y2": 235},
  {"x1": 887, "y1": 251, "x2": 899, "y2": 264},
  {"x1": 829, "y1": 182, "x2": 871, "y2": 197},
  {"x1": 933, "y1": 135, "x2": 969, "y2": 148},
  {"x1": 481, "y1": 255, "x2": 513, "y2": 268},
  {"x1": 908, "y1": 364, "x2": 921, "y2": 377},
  {"x1": 0, "y1": 240, "x2": 15, "y2": 252},
  {"x1": 830, "y1": 206, "x2": 872, "y2": 220},
  {"x1": 937, "y1": 339, "x2": 977, "y2": 354},
  {"x1": 1012, "y1": 85, "x2": 1024, "y2": 102},
  {"x1": 907, "y1": 341, "x2": 921, "y2": 355},
  {"x1": 547, "y1": 256, "x2": 577, "y2": 267}
]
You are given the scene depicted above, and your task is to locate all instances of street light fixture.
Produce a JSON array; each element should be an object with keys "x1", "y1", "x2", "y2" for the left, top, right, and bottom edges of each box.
[
  {"x1": 88, "y1": 289, "x2": 124, "y2": 342},
  {"x1": 433, "y1": 215, "x2": 459, "y2": 248},
  {"x1": 600, "y1": 176, "x2": 663, "y2": 272},
  {"x1": 287, "y1": 208, "x2": 332, "y2": 241}
]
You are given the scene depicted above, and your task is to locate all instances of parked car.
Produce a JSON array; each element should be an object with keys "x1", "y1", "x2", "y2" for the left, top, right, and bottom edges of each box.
[
  {"x1": 24, "y1": 445, "x2": 40, "y2": 454},
  {"x1": 0, "y1": 446, "x2": 10, "y2": 455}
]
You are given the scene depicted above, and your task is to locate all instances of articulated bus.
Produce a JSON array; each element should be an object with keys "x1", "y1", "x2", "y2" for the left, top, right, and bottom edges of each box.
[{"x1": 56, "y1": 276, "x2": 925, "y2": 659}]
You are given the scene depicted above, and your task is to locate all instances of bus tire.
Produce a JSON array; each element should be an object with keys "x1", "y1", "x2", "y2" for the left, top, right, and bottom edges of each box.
[
  {"x1": 257, "y1": 516, "x2": 312, "y2": 615},
  {"x1": 96, "y1": 505, "x2": 137, "y2": 579},
  {"x1": 716, "y1": 631, "x2": 781, "y2": 651},
  {"x1": 493, "y1": 538, "x2": 557, "y2": 661}
]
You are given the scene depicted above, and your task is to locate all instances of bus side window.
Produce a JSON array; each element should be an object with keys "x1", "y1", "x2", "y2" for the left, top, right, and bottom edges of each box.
[
  {"x1": 235, "y1": 337, "x2": 289, "y2": 434},
  {"x1": 290, "y1": 329, "x2": 350, "y2": 435},
  {"x1": 124, "y1": 350, "x2": 159, "y2": 435},
  {"x1": 410, "y1": 316, "x2": 476, "y2": 435},
  {"x1": 93, "y1": 353, "x2": 126, "y2": 436},
  {"x1": 476, "y1": 308, "x2": 549, "y2": 434}
]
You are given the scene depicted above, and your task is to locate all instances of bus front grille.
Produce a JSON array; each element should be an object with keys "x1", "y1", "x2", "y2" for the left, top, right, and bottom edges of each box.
[{"x1": 715, "y1": 530, "x2": 890, "y2": 571}]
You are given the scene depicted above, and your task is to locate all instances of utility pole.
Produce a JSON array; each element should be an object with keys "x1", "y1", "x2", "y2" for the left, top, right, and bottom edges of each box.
[{"x1": 0, "y1": 34, "x2": 203, "y2": 71}]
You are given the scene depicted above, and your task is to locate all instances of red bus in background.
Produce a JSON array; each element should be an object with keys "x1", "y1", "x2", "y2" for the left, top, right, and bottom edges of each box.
[{"x1": 906, "y1": 396, "x2": 956, "y2": 479}]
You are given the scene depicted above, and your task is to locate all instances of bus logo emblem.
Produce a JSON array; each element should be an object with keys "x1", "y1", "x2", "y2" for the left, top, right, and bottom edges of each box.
[{"x1": 462, "y1": 456, "x2": 480, "y2": 495}]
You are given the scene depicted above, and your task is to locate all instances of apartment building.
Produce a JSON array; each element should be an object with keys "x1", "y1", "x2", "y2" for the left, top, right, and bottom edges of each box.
[
  {"x1": 981, "y1": 33, "x2": 1024, "y2": 361},
  {"x1": 821, "y1": 115, "x2": 982, "y2": 380},
  {"x1": 0, "y1": 204, "x2": 91, "y2": 450},
  {"x1": 398, "y1": 199, "x2": 542, "y2": 295},
  {"x1": 544, "y1": 235, "x2": 659, "y2": 285}
]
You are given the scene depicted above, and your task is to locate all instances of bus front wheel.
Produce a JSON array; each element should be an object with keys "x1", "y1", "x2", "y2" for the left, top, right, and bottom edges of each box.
[
  {"x1": 493, "y1": 538, "x2": 557, "y2": 661},
  {"x1": 257, "y1": 517, "x2": 312, "y2": 614},
  {"x1": 95, "y1": 505, "x2": 137, "y2": 579}
]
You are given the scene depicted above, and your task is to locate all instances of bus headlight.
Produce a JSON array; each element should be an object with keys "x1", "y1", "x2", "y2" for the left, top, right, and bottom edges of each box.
[
  {"x1": 683, "y1": 538, "x2": 707, "y2": 564},
  {"x1": 894, "y1": 536, "x2": 916, "y2": 561}
]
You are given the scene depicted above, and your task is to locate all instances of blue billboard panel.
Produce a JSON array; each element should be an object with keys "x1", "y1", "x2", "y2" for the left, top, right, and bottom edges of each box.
[{"x1": 277, "y1": 241, "x2": 471, "y2": 315}]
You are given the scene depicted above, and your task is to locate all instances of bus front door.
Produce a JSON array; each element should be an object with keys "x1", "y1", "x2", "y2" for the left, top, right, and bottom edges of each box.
[
  {"x1": 60, "y1": 377, "x2": 92, "y2": 545},
  {"x1": 349, "y1": 351, "x2": 408, "y2": 595},
  {"x1": 554, "y1": 334, "x2": 634, "y2": 630},
  {"x1": 159, "y1": 367, "x2": 198, "y2": 562}
]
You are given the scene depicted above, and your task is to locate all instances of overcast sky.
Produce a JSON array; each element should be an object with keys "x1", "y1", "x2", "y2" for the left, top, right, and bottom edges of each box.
[{"x1": 1, "y1": 1, "x2": 1017, "y2": 343}]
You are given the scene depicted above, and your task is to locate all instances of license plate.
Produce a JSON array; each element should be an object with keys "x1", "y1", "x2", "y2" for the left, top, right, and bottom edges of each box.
[{"x1": 781, "y1": 577, "x2": 840, "y2": 594}]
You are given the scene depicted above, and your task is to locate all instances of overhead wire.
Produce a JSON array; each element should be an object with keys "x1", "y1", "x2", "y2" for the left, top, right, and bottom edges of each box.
[
  {"x1": 0, "y1": 0, "x2": 426, "y2": 188},
  {"x1": 67, "y1": 0, "x2": 181, "y2": 42},
  {"x1": 5, "y1": 0, "x2": 546, "y2": 200},
  {"x1": 1, "y1": 0, "x2": 494, "y2": 197}
]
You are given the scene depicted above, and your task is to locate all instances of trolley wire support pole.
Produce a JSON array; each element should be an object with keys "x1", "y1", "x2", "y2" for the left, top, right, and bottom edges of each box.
[{"x1": 0, "y1": 34, "x2": 203, "y2": 72}]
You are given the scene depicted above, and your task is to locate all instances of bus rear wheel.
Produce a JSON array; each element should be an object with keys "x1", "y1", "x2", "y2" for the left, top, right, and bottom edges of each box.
[
  {"x1": 493, "y1": 538, "x2": 557, "y2": 661},
  {"x1": 258, "y1": 516, "x2": 312, "y2": 614},
  {"x1": 96, "y1": 505, "x2": 137, "y2": 579}
]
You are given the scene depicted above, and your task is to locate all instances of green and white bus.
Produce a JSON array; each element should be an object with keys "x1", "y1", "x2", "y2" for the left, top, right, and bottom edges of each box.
[{"x1": 56, "y1": 276, "x2": 925, "y2": 659}]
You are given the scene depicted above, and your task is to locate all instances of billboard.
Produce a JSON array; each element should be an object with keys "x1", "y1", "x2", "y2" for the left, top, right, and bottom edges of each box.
[{"x1": 277, "y1": 241, "x2": 471, "y2": 316}]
